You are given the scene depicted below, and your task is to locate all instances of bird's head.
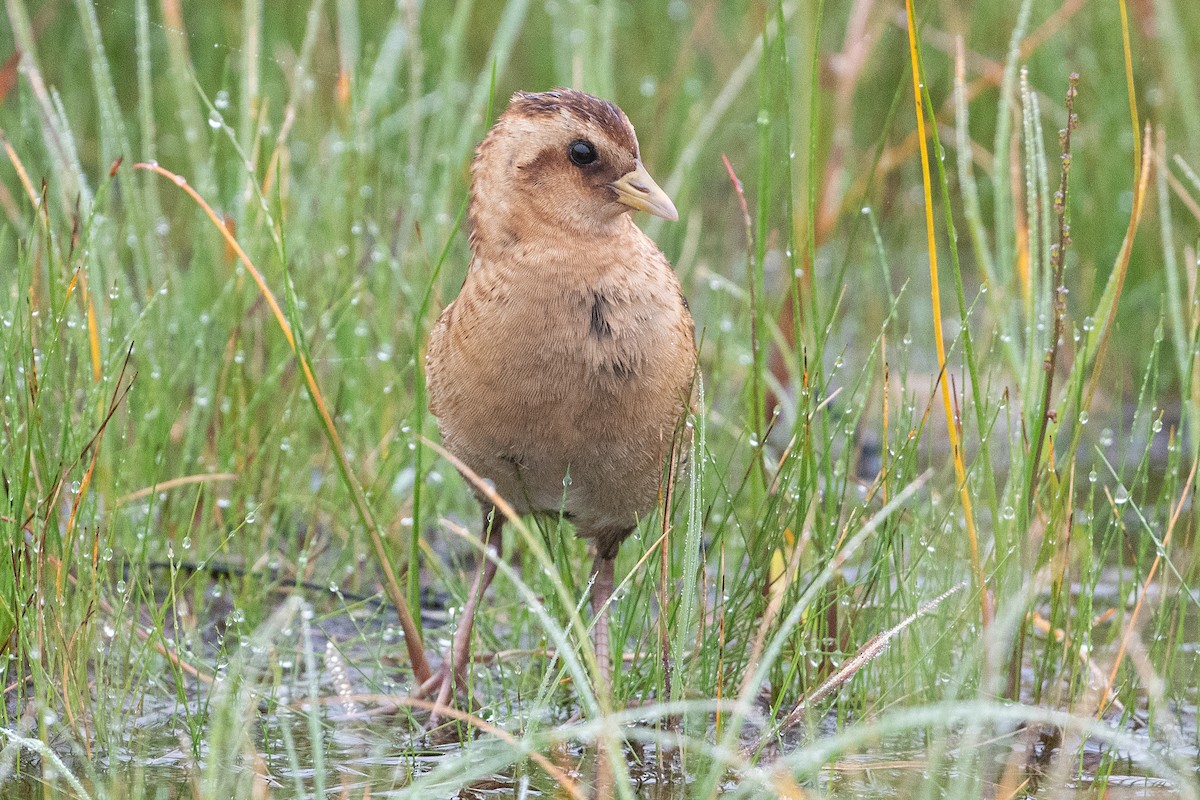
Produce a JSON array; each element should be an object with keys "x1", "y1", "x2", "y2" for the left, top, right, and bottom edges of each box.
[{"x1": 469, "y1": 89, "x2": 677, "y2": 242}]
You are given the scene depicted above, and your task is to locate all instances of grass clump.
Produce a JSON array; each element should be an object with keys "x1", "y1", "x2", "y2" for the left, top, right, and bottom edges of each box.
[{"x1": 1, "y1": 1, "x2": 1199, "y2": 798}]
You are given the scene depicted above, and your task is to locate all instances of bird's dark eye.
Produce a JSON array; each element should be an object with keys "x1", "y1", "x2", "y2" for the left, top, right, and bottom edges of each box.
[{"x1": 568, "y1": 139, "x2": 598, "y2": 166}]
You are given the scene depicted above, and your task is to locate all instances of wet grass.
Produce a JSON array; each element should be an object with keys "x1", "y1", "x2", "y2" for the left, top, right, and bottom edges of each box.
[{"x1": 1, "y1": 0, "x2": 1200, "y2": 797}]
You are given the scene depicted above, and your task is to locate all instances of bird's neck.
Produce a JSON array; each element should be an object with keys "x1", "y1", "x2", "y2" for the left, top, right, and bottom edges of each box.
[{"x1": 468, "y1": 198, "x2": 638, "y2": 280}]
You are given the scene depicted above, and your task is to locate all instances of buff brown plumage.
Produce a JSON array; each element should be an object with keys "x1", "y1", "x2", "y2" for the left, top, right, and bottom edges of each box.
[{"x1": 422, "y1": 88, "x2": 696, "y2": 711}]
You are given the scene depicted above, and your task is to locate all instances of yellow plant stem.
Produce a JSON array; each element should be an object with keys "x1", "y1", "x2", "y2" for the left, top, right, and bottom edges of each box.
[{"x1": 904, "y1": 0, "x2": 989, "y2": 628}]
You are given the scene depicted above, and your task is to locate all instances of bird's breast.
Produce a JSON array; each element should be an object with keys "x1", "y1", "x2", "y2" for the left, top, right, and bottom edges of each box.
[{"x1": 426, "y1": 245, "x2": 695, "y2": 521}]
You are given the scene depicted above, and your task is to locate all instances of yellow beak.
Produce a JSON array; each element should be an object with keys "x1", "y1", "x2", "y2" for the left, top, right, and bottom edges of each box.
[{"x1": 609, "y1": 160, "x2": 678, "y2": 221}]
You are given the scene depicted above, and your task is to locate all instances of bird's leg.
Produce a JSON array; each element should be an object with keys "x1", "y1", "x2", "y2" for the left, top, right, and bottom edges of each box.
[
  {"x1": 590, "y1": 551, "x2": 616, "y2": 695},
  {"x1": 424, "y1": 507, "x2": 503, "y2": 721},
  {"x1": 590, "y1": 550, "x2": 621, "y2": 797}
]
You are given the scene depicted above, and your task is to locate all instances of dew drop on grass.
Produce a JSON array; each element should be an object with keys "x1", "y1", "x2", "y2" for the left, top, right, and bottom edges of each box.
[
  {"x1": 1152, "y1": 419, "x2": 1163, "y2": 434},
  {"x1": 116, "y1": 580, "x2": 126, "y2": 594},
  {"x1": 1088, "y1": 469, "x2": 1098, "y2": 483},
  {"x1": 1078, "y1": 411, "x2": 1088, "y2": 425},
  {"x1": 1099, "y1": 429, "x2": 1115, "y2": 447},
  {"x1": 1114, "y1": 486, "x2": 1129, "y2": 505}
]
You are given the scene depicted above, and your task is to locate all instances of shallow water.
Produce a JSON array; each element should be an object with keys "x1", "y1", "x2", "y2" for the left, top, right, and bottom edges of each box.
[{"x1": 2, "y1": 569, "x2": 1196, "y2": 799}]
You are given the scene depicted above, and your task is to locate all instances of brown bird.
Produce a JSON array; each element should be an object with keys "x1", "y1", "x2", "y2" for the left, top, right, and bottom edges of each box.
[{"x1": 423, "y1": 88, "x2": 696, "y2": 709}]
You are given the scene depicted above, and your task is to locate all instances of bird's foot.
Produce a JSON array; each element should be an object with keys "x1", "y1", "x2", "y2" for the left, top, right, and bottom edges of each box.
[{"x1": 412, "y1": 661, "x2": 480, "y2": 730}]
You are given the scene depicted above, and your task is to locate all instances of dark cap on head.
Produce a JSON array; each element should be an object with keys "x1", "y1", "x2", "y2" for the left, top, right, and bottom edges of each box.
[{"x1": 506, "y1": 89, "x2": 638, "y2": 158}]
